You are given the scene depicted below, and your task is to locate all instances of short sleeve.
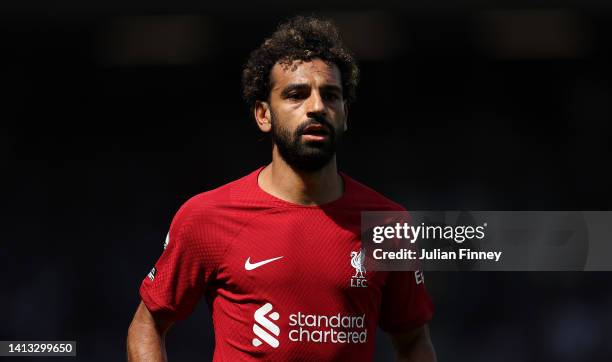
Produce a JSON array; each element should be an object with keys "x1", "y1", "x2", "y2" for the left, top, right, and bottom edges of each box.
[
  {"x1": 139, "y1": 197, "x2": 220, "y2": 322},
  {"x1": 378, "y1": 270, "x2": 434, "y2": 333}
]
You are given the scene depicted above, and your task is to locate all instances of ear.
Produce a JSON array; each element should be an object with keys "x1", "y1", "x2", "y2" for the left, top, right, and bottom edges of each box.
[
  {"x1": 343, "y1": 101, "x2": 349, "y2": 132},
  {"x1": 254, "y1": 101, "x2": 272, "y2": 133}
]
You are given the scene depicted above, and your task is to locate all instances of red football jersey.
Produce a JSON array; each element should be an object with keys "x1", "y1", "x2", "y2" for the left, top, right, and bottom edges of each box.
[{"x1": 140, "y1": 167, "x2": 434, "y2": 361}]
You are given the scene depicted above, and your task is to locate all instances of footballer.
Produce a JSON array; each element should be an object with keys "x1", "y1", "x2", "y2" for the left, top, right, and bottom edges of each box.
[{"x1": 127, "y1": 15, "x2": 436, "y2": 361}]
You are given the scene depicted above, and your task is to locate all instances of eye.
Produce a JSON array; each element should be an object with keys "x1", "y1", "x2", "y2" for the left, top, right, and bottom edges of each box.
[
  {"x1": 285, "y1": 91, "x2": 308, "y2": 100},
  {"x1": 323, "y1": 92, "x2": 341, "y2": 101}
]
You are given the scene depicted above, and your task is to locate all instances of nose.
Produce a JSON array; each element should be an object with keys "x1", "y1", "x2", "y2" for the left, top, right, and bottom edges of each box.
[{"x1": 306, "y1": 90, "x2": 326, "y2": 117}]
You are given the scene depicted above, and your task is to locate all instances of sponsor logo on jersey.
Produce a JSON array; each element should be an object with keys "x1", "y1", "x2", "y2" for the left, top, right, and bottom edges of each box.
[
  {"x1": 415, "y1": 270, "x2": 424, "y2": 284},
  {"x1": 245, "y1": 256, "x2": 284, "y2": 271},
  {"x1": 252, "y1": 302, "x2": 369, "y2": 347},
  {"x1": 350, "y1": 250, "x2": 367, "y2": 288},
  {"x1": 163, "y1": 233, "x2": 169, "y2": 250},
  {"x1": 288, "y1": 312, "x2": 368, "y2": 344},
  {"x1": 147, "y1": 267, "x2": 156, "y2": 281},
  {"x1": 252, "y1": 303, "x2": 280, "y2": 348}
]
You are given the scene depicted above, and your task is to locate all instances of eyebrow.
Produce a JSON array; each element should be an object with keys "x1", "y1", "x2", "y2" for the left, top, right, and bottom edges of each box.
[
  {"x1": 321, "y1": 84, "x2": 343, "y2": 95},
  {"x1": 280, "y1": 83, "x2": 343, "y2": 98}
]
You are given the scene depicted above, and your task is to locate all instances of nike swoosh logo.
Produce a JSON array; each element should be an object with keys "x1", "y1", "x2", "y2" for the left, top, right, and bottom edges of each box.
[{"x1": 245, "y1": 256, "x2": 284, "y2": 271}]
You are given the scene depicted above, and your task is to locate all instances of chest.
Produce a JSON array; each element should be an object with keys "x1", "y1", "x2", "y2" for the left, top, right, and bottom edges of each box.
[{"x1": 214, "y1": 210, "x2": 385, "y2": 301}]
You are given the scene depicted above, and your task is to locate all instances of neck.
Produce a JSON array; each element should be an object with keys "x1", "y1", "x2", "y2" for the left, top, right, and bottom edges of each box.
[{"x1": 258, "y1": 146, "x2": 344, "y2": 206}]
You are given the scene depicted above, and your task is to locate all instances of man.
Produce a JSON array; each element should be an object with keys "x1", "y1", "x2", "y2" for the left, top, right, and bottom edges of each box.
[{"x1": 127, "y1": 16, "x2": 436, "y2": 361}]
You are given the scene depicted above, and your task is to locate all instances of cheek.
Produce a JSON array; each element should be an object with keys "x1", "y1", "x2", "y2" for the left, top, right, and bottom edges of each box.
[
  {"x1": 280, "y1": 108, "x2": 306, "y2": 127},
  {"x1": 272, "y1": 109, "x2": 300, "y2": 134},
  {"x1": 331, "y1": 105, "x2": 346, "y2": 124},
  {"x1": 276, "y1": 100, "x2": 298, "y2": 114}
]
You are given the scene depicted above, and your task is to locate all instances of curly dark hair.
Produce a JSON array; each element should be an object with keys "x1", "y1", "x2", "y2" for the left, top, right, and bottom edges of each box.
[{"x1": 242, "y1": 15, "x2": 359, "y2": 111}]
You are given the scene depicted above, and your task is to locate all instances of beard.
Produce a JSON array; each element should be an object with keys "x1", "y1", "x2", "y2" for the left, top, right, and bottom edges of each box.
[{"x1": 270, "y1": 111, "x2": 342, "y2": 172}]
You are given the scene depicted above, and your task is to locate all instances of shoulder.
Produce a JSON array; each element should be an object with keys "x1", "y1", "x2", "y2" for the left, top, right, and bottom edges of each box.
[
  {"x1": 341, "y1": 173, "x2": 406, "y2": 212},
  {"x1": 170, "y1": 168, "x2": 264, "y2": 231}
]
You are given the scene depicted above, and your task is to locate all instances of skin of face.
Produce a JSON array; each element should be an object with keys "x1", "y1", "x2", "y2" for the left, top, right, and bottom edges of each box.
[{"x1": 254, "y1": 58, "x2": 349, "y2": 171}]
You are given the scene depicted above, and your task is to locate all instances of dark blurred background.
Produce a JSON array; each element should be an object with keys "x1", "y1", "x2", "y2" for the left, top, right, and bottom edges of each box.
[{"x1": 2, "y1": 1, "x2": 612, "y2": 361}]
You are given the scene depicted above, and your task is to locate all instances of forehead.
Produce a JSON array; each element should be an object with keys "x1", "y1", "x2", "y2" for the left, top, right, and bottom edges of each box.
[{"x1": 270, "y1": 58, "x2": 342, "y2": 89}]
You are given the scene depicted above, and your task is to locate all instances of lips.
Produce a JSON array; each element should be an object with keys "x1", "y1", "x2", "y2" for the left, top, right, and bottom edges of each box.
[{"x1": 301, "y1": 124, "x2": 330, "y2": 136}]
